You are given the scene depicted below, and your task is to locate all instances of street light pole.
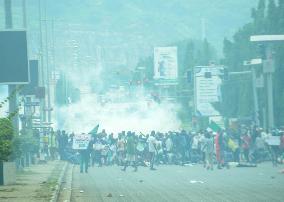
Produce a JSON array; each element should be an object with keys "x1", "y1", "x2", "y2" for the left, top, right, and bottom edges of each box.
[
  {"x1": 250, "y1": 35, "x2": 284, "y2": 129},
  {"x1": 244, "y1": 59, "x2": 262, "y2": 127},
  {"x1": 251, "y1": 67, "x2": 260, "y2": 126},
  {"x1": 264, "y1": 46, "x2": 275, "y2": 129}
]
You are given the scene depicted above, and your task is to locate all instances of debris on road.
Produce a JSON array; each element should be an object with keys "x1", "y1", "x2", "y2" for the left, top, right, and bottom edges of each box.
[
  {"x1": 80, "y1": 190, "x2": 84, "y2": 193},
  {"x1": 236, "y1": 163, "x2": 257, "y2": 168},
  {"x1": 184, "y1": 163, "x2": 194, "y2": 167},
  {"x1": 106, "y1": 193, "x2": 113, "y2": 197},
  {"x1": 119, "y1": 194, "x2": 125, "y2": 197},
  {"x1": 190, "y1": 180, "x2": 205, "y2": 184}
]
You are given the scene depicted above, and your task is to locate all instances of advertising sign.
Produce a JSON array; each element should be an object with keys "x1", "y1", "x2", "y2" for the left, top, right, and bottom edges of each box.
[
  {"x1": 154, "y1": 47, "x2": 178, "y2": 80},
  {"x1": 194, "y1": 66, "x2": 223, "y2": 116},
  {"x1": 72, "y1": 133, "x2": 91, "y2": 150},
  {"x1": 0, "y1": 31, "x2": 29, "y2": 84},
  {"x1": 21, "y1": 60, "x2": 39, "y2": 95}
]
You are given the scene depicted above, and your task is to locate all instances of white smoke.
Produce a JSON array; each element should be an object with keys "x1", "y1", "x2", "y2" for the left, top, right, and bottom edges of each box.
[
  {"x1": 55, "y1": 46, "x2": 182, "y2": 135},
  {"x1": 55, "y1": 92, "x2": 181, "y2": 135}
]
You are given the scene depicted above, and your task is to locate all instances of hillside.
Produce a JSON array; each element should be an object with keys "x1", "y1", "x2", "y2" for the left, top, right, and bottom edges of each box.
[
  {"x1": 0, "y1": 0, "x2": 258, "y2": 51},
  {"x1": 45, "y1": 0, "x2": 259, "y2": 51}
]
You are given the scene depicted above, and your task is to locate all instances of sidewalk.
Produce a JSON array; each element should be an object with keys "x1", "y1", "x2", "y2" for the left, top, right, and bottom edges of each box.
[{"x1": 0, "y1": 160, "x2": 66, "y2": 202}]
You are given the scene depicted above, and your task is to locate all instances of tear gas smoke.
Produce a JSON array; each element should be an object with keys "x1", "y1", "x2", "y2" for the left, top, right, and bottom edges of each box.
[
  {"x1": 56, "y1": 92, "x2": 182, "y2": 135},
  {"x1": 55, "y1": 57, "x2": 182, "y2": 135}
]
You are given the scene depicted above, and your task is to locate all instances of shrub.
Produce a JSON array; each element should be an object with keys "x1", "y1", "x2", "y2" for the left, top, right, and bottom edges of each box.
[{"x1": 0, "y1": 118, "x2": 14, "y2": 161}]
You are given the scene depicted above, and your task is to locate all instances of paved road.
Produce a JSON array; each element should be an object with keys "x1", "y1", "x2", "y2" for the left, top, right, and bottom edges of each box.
[{"x1": 70, "y1": 163, "x2": 284, "y2": 202}]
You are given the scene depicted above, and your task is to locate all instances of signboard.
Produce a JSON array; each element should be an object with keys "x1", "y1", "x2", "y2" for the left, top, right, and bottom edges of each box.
[
  {"x1": 263, "y1": 59, "x2": 275, "y2": 73},
  {"x1": 265, "y1": 136, "x2": 280, "y2": 146},
  {"x1": 256, "y1": 75, "x2": 264, "y2": 88},
  {"x1": 21, "y1": 60, "x2": 39, "y2": 95},
  {"x1": 72, "y1": 133, "x2": 91, "y2": 150},
  {"x1": 0, "y1": 31, "x2": 29, "y2": 84},
  {"x1": 194, "y1": 66, "x2": 223, "y2": 116},
  {"x1": 154, "y1": 47, "x2": 178, "y2": 80}
]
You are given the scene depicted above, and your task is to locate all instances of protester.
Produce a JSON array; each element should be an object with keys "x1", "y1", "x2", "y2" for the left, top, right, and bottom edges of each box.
[
  {"x1": 117, "y1": 134, "x2": 126, "y2": 166},
  {"x1": 122, "y1": 132, "x2": 138, "y2": 172},
  {"x1": 79, "y1": 135, "x2": 92, "y2": 173},
  {"x1": 203, "y1": 131, "x2": 214, "y2": 170},
  {"x1": 52, "y1": 123, "x2": 283, "y2": 174},
  {"x1": 147, "y1": 131, "x2": 157, "y2": 170},
  {"x1": 93, "y1": 138, "x2": 103, "y2": 167},
  {"x1": 241, "y1": 130, "x2": 251, "y2": 163},
  {"x1": 49, "y1": 128, "x2": 58, "y2": 160},
  {"x1": 216, "y1": 130, "x2": 226, "y2": 169}
]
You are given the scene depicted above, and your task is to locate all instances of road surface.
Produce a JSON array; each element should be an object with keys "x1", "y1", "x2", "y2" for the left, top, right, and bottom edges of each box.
[{"x1": 70, "y1": 163, "x2": 284, "y2": 202}]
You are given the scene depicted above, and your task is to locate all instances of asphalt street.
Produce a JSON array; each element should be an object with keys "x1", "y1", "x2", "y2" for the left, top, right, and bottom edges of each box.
[{"x1": 70, "y1": 163, "x2": 284, "y2": 202}]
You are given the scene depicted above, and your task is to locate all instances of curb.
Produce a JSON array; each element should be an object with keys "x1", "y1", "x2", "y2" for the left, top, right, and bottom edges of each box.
[
  {"x1": 50, "y1": 161, "x2": 68, "y2": 202},
  {"x1": 67, "y1": 164, "x2": 74, "y2": 202}
]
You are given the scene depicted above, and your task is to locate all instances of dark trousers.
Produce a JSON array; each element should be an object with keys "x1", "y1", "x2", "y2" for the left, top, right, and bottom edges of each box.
[
  {"x1": 244, "y1": 149, "x2": 250, "y2": 162},
  {"x1": 233, "y1": 148, "x2": 240, "y2": 163},
  {"x1": 80, "y1": 153, "x2": 89, "y2": 173},
  {"x1": 149, "y1": 152, "x2": 155, "y2": 169},
  {"x1": 94, "y1": 150, "x2": 102, "y2": 166}
]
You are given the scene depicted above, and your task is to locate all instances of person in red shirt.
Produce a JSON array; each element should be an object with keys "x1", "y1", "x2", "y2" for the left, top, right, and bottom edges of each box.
[
  {"x1": 215, "y1": 131, "x2": 225, "y2": 169},
  {"x1": 241, "y1": 131, "x2": 251, "y2": 162}
]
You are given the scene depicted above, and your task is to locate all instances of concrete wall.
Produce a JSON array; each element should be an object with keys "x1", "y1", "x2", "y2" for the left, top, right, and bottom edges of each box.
[{"x1": 0, "y1": 161, "x2": 16, "y2": 185}]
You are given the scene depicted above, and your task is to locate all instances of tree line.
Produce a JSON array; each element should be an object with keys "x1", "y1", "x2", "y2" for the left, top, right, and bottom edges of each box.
[{"x1": 222, "y1": 0, "x2": 284, "y2": 127}]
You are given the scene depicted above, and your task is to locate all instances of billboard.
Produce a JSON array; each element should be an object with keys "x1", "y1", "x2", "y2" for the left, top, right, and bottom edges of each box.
[
  {"x1": 194, "y1": 66, "x2": 223, "y2": 117},
  {"x1": 21, "y1": 60, "x2": 39, "y2": 95},
  {"x1": 0, "y1": 31, "x2": 29, "y2": 84},
  {"x1": 154, "y1": 47, "x2": 178, "y2": 80}
]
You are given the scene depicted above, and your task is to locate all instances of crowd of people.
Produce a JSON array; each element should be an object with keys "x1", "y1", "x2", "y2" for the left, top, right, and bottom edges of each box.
[{"x1": 49, "y1": 126, "x2": 284, "y2": 173}]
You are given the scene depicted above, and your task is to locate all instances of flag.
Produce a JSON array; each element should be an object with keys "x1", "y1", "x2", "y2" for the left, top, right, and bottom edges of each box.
[
  {"x1": 209, "y1": 120, "x2": 221, "y2": 132},
  {"x1": 89, "y1": 124, "x2": 99, "y2": 137}
]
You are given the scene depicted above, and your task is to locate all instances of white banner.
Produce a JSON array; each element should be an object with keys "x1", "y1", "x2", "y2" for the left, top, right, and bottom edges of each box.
[
  {"x1": 72, "y1": 133, "x2": 91, "y2": 150},
  {"x1": 154, "y1": 47, "x2": 178, "y2": 80},
  {"x1": 195, "y1": 66, "x2": 223, "y2": 116},
  {"x1": 265, "y1": 136, "x2": 280, "y2": 146}
]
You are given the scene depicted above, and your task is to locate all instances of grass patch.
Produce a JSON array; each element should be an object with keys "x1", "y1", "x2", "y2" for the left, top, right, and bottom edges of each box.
[
  {"x1": 0, "y1": 188, "x2": 17, "y2": 192},
  {"x1": 34, "y1": 162, "x2": 64, "y2": 201}
]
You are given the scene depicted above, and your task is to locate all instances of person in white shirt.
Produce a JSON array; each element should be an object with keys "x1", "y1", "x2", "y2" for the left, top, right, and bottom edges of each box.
[
  {"x1": 117, "y1": 134, "x2": 126, "y2": 166},
  {"x1": 165, "y1": 135, "x2": 174, "y2": 164},
  {"x1": 147, "y1": 131, "x2": 157, "y2": 170}
]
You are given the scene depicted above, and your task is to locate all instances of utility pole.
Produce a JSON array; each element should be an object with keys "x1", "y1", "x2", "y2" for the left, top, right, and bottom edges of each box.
[
  {"x1": 22, "y1": 0, "x2": 27, "y2": 28},
  {"x1": 43, "y1": 0, "x2": 51, "y2": 124},
  {"x1": 4, "y1": 0, "x2": 12, "y2": 29},
  {"x1": 38, "y1": 0, "x2": 46, "y2": 124},
  {"x1": 4, "y1": 0, "x2": 19, "y2": 132},
  {"x1": 265, "y1": 46, "x2": 275, "y2": 129}
]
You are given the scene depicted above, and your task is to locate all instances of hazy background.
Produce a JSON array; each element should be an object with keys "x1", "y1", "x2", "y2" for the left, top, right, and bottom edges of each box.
[{"x1": 0, "y1": 0, "x2": 260, "y2": 133}]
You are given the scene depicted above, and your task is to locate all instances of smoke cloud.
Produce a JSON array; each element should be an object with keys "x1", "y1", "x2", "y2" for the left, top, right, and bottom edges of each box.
[{"x1": 56, "y1": 92, "x2": 181, "y2": 135}]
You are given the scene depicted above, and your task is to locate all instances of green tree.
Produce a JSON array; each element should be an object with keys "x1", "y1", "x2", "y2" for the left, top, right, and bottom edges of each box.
[
  {"x1": 222, "y1": 0, "x2": 284, "y2": 126},
  {"x1": 0, "y1": 118, "x2": 14, "y2": 161}
]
